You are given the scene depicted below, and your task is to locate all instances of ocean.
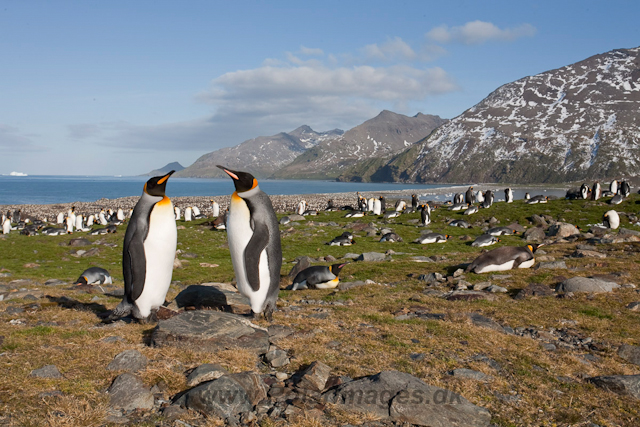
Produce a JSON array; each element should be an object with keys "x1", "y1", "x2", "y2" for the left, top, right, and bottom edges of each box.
[{"x1": 0, "y1": 175, "x2": 569, "y2": 206}]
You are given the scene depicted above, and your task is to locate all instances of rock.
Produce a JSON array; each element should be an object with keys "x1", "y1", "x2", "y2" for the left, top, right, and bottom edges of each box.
[
  {"x1": 291, "y1": 361, "x2": 332, "y2": 392},
  {"x1": 619, "y1": 228, "x2": 640, "y2": 237},
  {"x1": 338, "y1": 281, "x2": 367, "y2": 290},
  {"x1": 107, "y1": 373, "x2": 154, "y2": 410},
  {"x1": 472, "y1": 282, "x2": 492, "y2": 291},
  {"x1": 23, "y1": 263, "x2": 40, "y2": 268},
  {"x1": 449, "y1": 368, "x2": 493, "y2": 382},
  {"x1": 357, "y1": 252, "x2": 387, "y2": 262},
  {"x1": 173, "y1": 256, "x2": 183, "y2": 269},
  {"x1": 173, "y1": 283, "x2": 251, "y2": 314},
  {"x1": 288, "y1": 214, "x2": 305, "y2": 221},
  {"x1": 588, "y1": 375, "x2": 640, "y2": 399},
  {"x1": 491, "y1": 275, "x2": 512, "y2": 281},
  {"x1": 548, "y1": 223, "x2": 580, "y2": 238},
  {"x1": 524, "y1": 227, "x2": 546, "y2": 242},
  {"x1": 542, "y1": 343, "x2": 557, "y2": 351},
  {"x1": 534, "y1": 261, "x2": 567, "y2": 270},
  {"x1": 44, "y1": 279, "x2": 67, "y2": 286},
  {"x1": 514, "y1": 283, "x2": 554, "y2": 299},
  {"x1": 469, "y1": 313, "x2": 505, "y2": 333},
  {"x1": 627, "y1": 302, "x2": 640, "y2": 311},
  {"x1": 419, "y1": 272, "x2": 444, "y2": 285},
  {"x1": 343, "y1": 253, "x2": 360, "y2": 259},
  {"x1": 106, "y1": 349, "x2": 148, "y2": 372},
  {"x1": 618, "y1": 345, "x2": 640, "y2": 366},
  {"x1": 186, "y1": 363, "x2": 228, "y2": 387},
  {"x1": 324, "y1": 370, "x2": 491, "y2": 426},
  {"x1": 445, "y1": 291, "x2": 496, "y2": 302},
  {"x1": 530, "y1": 215, "x2": 548, "y2": 227},
  {"x1": 268, "y1": 324, "x2": 295, "y2": 342},
  {"x1": 5, "y1": 289, "x2": 44, "y2": 301},
  {"x1": 264, "y1": 349, "x2": 290, "y2": 368},
  {"x1": 177, "y1": 372, "x2": 267, "y2": 419},
  {"x1": 288, "y1": 257, "x2": 312, "y2": 279},
  {"x1": 411, "y1": 256, "x2": 434, "y2": 263},
  {"x1": 556, "y1": 277, "x2": 620, "y2": 293},
  {"x1": 151, "y1": 310, "x2": 269, "y2": 355},
  {"x1": 571, "y1": 250, "x2": 607, "y2": 259},
  {"x1": 68, "y1": 238, "x2": 91, "y2": 246},
  {"x1": 453, "y1": 268, "x2": 465, "y2": 278},
  {"x1": 486, "y1": 285, "x2": 507, "y2": 293},
  {"x1": 30, "y1": 365, "x2": 63, "y2": 379}
]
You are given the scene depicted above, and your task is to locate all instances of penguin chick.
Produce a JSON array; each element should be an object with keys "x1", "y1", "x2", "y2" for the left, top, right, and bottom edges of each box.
[
  {"x1": 217, "y1": 165, "x2": 282, "y2": 320},
  {"x1": 292, "y1": 263, "x2": 347, "y2": 290}
]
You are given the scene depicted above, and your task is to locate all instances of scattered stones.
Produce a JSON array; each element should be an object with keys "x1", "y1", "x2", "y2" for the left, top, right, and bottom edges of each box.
[
  {"x1": 419, "y1": 272, "x2": 444, "y2": 285},
  {"x1": 548, "y1": 223, "x2": 580, "y2": 238},
  {"x1": 571, "y1": 250, "x2": 607, "y2": 259},
  {"x1": 324, "y1": 370, "x2": 491, "y2": 426},
  {"x1": 186, "y1": 363, "x2": 228, "y2": 387},
  {"x1": 106, "y1": 349, "x2": 148, "y2": 372},
  {"x1": 4, "y1": 289, "x2": 44, "y2": 301},
  {"x1": 356, "y1": 252, "x2": 387, "y2": 262},
  {"x1": 30, "y1": 365, "x2": 63, "y2": 379},
  {"x1": 514, "y1": 283, "x2": 554, "y2": 300},
  {"x1": 449, "y1": 368, "x2": 493, "y2": 382},
  {"x1": 264, "y1": 348, "x2": 290, "y2": 368},
  {"x1": 556, "y1": 277, "x2": 620, "y2": 293},
  {"x1": 107, "y1": 373, "x2": 155, "y2": 411},
  {"x1": 290, "y1": 361, "x2": 332, "y2": 392},
  {"x1": 151, "y1": 311, "x2": 269, "y2": 355},
  {"x1": 445, "y1": 291, "x2": 497, "y2": 302},
  {"x1": 472, "y1": 282, "x2": 492, "y2": 291},
  {"x1": 534, "y1": 261, "x2": 567, "y2": 270},
  {"x1": 173, "y1": 283, "x2": 251, "y2": 314},
  {"x1": 588, "y1": 375, "x2": 640, "y2": 399},
  {"x1": 618, "y1": 344, "x2": 640, "y2": 366}
]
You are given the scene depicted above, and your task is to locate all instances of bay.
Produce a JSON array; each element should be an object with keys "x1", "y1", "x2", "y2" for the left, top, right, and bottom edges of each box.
[{"x1": 0, "y1": 175, "x2": 454, "y2": 205}]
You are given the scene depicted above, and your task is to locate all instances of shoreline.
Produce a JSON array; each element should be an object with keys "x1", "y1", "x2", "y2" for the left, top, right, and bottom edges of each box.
[{"x1": 0, "y1": 183, "x2": 571, "y2": 220}]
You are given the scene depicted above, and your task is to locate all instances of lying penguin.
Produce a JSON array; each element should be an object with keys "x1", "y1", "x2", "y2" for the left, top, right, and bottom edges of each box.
[
  {"x1": 379, "y1": 232, "x2": 403, "y2": 242},
  {"x1": 471, "y1": 234, "x2": 500, "y2": 247},
  {"x1": 291, "y1": 263, "x2": 347, "y2": 290},
  {"x1": 414, "y1": 233, "x2": 450, "y2": 244},
  {"x1": 327, "y1": 231, "x2": 355, "y2": 246},
  {"x1": 449, "y1": 219, "x2": 472, "y2": 229},
  {"x1": 487, "y1": 227, "x2": 518, "y2": 236},
  {"x1": 466, "y1": 244, "x2": 543, "y2": 273},
  {"x1": 74, "y1": 267, "x2": 113, "y2": 285}
]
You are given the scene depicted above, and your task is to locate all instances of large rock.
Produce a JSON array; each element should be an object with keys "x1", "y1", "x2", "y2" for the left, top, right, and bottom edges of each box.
[
  {"x1": 106, "y1": 349, "x2": 148, "y2": 372},
  {"x1": 618, "y1": 344, "x2": 640, "y2": 366},
  {"x1": 588, "y1": 375, "x2": 640, "y2": 399},
  {"x1": 555, "y1": 277, "x2": 620, "y2": 293},
  {"x1": 548, "y1": 223, "x2": 580, "y2": 238},
  {"x1": 324, "y1": 370, "x2": 491, "y2": 426},
  {"x1": 151, "y1": 311, "x2": 269, "y2": 355},
  {"x1": 107, "y1": 373, "x2": 154, "y2": 410},
  {"x1": 173, "y1": 283, "x2": 251, "y2": 314},
  {"x1": 524, "y1": 227, "x2": 546, "y2": 242},
  {"x1": 291, "y1": 361, "x2": 332, "y2": 392},
  {"x1": 187, "y1": 363, "x2": 228, "y2": 387},
  {"x1": 357, "y1": 252, "x2": 387, "y2": 262},
  {"x1": 30, "y1": 365, "x2": 63, "y2": 379}
]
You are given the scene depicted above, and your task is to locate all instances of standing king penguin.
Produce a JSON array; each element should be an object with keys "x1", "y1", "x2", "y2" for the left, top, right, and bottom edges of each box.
[
  {"x1": 111, "y1": 171, "x2": 177, "y2": 321},
  {"x1": 218, "y1": 165, "x2": 282, "y2": 320}
]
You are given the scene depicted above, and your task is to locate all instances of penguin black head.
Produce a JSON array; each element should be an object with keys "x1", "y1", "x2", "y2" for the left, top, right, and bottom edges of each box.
[
  {"x1": 74, "y1": 275, "x2": 89, "y2": 286},
  {"x1": 145, "y1": 170, "x2": 174, "y2": 197},
  {"x1": 330, "y1": 263, "x2": 348, "y2": 276},
  {"x1": 217, "y1": 165, "x2": 257, "y2": 193},
  {"x1": 527, "y1": 243, "x2": 544, "y2": 253}
]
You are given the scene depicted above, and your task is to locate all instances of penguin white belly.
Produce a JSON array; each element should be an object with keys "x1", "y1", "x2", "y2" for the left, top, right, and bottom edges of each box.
[
  {"x1": 227, "y1": 195, "x2": 270, "y2": 313},
  {"x1": 475, "y1": 260, "x2": 516, "y2": 273},
  {"x1": 314, "y1": 277, "x2": 339, "y2": 289},
  {"x1": 135, "y1": 199, "x2": 177, "y2": 317},
  {"x1": 518, "y1": 259, "x2": 535, "y2": 269}
]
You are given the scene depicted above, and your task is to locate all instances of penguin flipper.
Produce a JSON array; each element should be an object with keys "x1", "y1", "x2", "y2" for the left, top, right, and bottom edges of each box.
[
  {"x1": 123, "y1": 228, "x2": 147, "y2": 301},
  {"x1": 244, "y1": 219, "x2": 270, "y2": 292}
]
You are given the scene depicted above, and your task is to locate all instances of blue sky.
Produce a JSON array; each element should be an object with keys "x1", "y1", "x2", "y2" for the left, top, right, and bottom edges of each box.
[{"x1": 1, "y1": 0, "x2": 638, "y2": 176}]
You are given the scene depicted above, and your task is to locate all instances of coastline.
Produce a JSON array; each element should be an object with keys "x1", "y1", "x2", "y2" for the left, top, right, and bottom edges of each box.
[{"x1": 0, "y1": 183, "x2": 570, "y2": 220}]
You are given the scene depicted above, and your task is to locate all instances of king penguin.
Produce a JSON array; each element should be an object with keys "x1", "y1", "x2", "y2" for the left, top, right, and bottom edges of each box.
[
  {"x1": 466, "y1": 244, "x2": 543, "y2": 273},
  {"x1": 110, "y1": 171, "x2": 177, "y2": 321},
  {"x1": 291, "y1": 263, "x2": 347, "y2": 290},
  {"x1": 74, "y1": 267, "x2": 113, "y2": 286},
  {"x1": 218, "y1": 165, "x2": 282, "y2": 320},
  {"x1": 603, "y1": 210, "x2": 620, "y2": 229}
]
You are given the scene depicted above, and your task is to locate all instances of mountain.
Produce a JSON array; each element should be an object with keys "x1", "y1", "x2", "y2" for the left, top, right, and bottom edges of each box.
[
  {"x1": 272, "y1": 111, "x2": 447, "y2": 180},
  {"x1": 144, "y1": 162, "x2": 185, "y2": 176},
  {"x1": 362, "y1": 47, "x2": 640, "y2": 184},
  {"x1": 175, "y1": 126, "x2": 344, "y2": 178}
]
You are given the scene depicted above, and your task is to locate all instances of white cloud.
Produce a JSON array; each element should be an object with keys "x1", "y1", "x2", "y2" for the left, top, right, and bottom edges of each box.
[
  {"x1": 0, "y1": 125, "x2": 42, "y2": 151},
  {"x1": 427, "y1": 21, "x2": 536, "y2": 45},
  {"x1": 300, "y1": 46, "x2": 324, "y2": 56},
  {"x1": 362, "y1": 37, "x2": 417, "y2": 62}
]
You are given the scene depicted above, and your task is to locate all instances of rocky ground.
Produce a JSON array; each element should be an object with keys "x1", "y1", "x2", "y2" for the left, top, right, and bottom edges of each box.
[{"x1": 1, "y1": 190, "x2": 640, "y2": 426}]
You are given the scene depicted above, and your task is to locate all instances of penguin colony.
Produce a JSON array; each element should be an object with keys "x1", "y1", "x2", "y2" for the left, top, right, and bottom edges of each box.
[{"x1": 1, "y1": 179, "x2": 634, "y2": 321}]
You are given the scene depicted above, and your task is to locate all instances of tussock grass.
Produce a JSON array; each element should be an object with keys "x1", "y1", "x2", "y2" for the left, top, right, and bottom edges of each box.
[{"x1": 1, "y1": 193, "x2": 640, "y2": 425}]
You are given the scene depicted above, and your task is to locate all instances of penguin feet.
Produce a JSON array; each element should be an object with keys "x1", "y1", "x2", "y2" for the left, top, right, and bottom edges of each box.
[{"x1": 138, "y1": 309, "x2": 159, "y2": 324}]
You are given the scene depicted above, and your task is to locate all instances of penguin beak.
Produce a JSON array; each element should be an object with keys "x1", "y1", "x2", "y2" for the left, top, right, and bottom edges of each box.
[
  {"x1": 157, "y1": 170, "x2": 175, "y2": 185},
  {"x1": 217, "y1": 165, "x2": 239, "y2": 180}
]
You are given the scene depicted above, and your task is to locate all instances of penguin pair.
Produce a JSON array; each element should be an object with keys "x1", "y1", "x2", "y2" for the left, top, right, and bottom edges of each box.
[
  {"x1": 110, "y1": 171, "x2": 177, "y2": 322},
  {"x1": 466, "y1": 244, "x2": 543, "y2": 273},
  {"x1": 291, "y1": 263, "x2": 347, "y2": 291}
]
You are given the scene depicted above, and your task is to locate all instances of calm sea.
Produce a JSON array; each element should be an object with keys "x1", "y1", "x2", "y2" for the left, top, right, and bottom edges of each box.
[{"x1": 0, "y1": 175, "x2": 457, "y2": 205}]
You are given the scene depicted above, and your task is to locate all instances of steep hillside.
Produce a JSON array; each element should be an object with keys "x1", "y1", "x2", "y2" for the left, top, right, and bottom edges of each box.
[
  {"x1": 143, "y1": 162, "x2": 185, "y2": 176},
  {"x1": 272, "y1": 111, "x2": 447, "y2": 180},
  {"x1": 175, "y1": 126, "x2": 343, "y2": 178}
]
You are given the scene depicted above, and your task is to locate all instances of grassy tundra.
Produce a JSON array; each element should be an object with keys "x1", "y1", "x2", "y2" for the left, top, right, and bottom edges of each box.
[{"x1": 0, "y1": 193, "x2": 639, "y2": 426}]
